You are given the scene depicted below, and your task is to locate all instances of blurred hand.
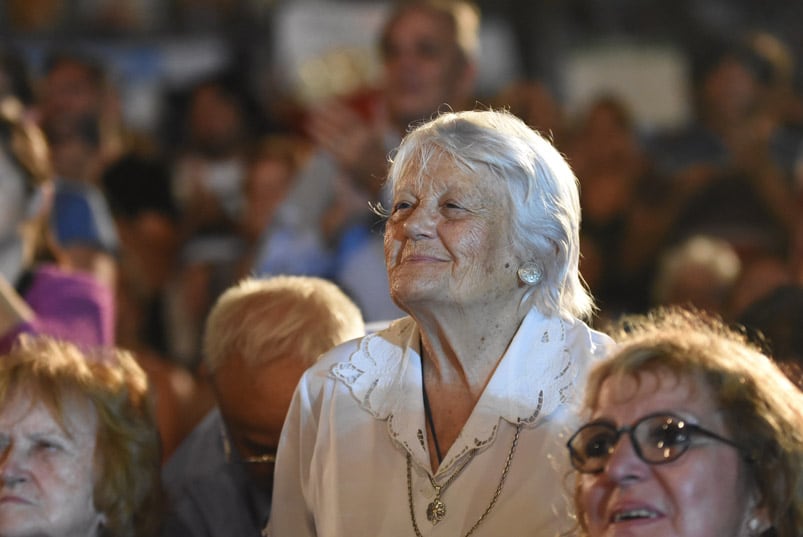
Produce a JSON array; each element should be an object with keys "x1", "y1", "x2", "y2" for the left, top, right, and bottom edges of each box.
[{"x1": 305, "y1": 95, "x2": 389, "y2": 196}]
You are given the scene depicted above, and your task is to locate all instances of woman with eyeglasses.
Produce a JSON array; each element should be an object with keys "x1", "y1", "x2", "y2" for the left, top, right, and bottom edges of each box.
[{"x1": 567, "y1": 307, "x2": 803, "y2": 537}]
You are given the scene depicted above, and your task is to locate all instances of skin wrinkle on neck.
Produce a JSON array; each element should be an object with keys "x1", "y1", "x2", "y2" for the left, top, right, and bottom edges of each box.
[{"x1": 418, "y1": 310, "x2": 526, "y2": 471}]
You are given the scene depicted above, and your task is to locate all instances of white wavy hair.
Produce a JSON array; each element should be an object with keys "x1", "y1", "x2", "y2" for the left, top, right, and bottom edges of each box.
[{"x1": 384, "y1": 108, "x2": 593, "y2": 319}]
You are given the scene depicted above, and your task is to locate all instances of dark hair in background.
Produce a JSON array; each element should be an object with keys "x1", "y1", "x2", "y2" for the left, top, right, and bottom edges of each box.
[{"x1": 738, "y1": 284, "x2": 803, "y2": 389}]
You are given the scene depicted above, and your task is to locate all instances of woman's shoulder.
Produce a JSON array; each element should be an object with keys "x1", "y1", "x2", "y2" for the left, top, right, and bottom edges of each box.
[
  {"x1": 297, "y1": 317, "x2": 417, "y2": 417},
  {"x1": 309, "y1": 316, "x2": 415, "y2": 375}
]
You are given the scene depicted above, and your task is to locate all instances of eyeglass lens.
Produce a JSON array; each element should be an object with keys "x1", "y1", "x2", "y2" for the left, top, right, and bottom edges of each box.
[{"x1": 568, "y1": 414, "x2": 694, "y2": 473}]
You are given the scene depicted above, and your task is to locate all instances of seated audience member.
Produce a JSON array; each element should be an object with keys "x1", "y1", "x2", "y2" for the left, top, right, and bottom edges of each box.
[
  {"x1": 738, "y1": 284, "x2": 803, "y2": 388},
  {"x1": 650, "y1": 234, "x2": 741, "y2": 315},
  {"x1": 0, "y1": 334, "x2": 162, "y2": 537},
  {"x1": 0, "y1": 95, "x2": 115, "y2": 351},
  {"x1": 100, "y1": 152, "x2": 181, "y2": 358},
  {"x1": 238, "y1": 135, "x2": 326, "y2": 279},
  {"x1": 161, "y1": 276, "x2": 365, "y2": 537},
  {"x1": 566, "y1": 94, "x2": 665, "y2": 318},
  {"x1": 567, "y1": 307, "x2": 803, "y2": 537},
  {"x1": 725, "y1": 254, "x2": 792, "y2": 320}
]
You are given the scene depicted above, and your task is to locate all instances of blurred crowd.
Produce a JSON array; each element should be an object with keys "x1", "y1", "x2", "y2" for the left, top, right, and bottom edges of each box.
[{"x1": 1, "y1": 0, "x2": 803, "y2": 454}]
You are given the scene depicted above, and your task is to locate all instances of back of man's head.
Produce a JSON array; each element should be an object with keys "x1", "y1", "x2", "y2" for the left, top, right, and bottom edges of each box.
[{"x1": 203, "y1": 275, "x2": 365, "y2": 374}]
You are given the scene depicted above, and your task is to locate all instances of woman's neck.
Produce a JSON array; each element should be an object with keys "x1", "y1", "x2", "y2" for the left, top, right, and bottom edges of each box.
[{"x1": 414, "y1": 302, "x2": 527, "y2": 395}]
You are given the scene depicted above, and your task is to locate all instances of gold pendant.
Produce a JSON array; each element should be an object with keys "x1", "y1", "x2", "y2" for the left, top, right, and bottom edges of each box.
[{"x1": 426, "y1": 496, "x2": 446, "y2": 524}]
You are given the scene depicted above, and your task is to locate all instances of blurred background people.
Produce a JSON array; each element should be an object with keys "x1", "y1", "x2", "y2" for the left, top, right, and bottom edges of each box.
[
  {"x1": 650, "y1": 234, "x2": 742, "y2": 317},
  {"x1": 238, "y1": 134, "x2": 321, "y2": 279},
  {"x1": 166, "y1": 71, "x2": 266, "y2": 368},
  {"x1": 0, "y1": 334, "x2": 163, "y2": 537},
  {"x1": 566, "y1": 94, "x2": 665, "y2": 319},
  {"x1": 738, "y1": 284, "x2": 803, "y2": 388},
  {"x1": 276, "y1": 0, "x2": 481, "y2": 323},
  {"x1": 568, "y1": 307, "x2": 803, "y2": 537},
  {"x1": 37, "y1": 52, "x2": 120, "y2": 294},
  {"x1": 269, "y1": 109, "x2": 611, "y2": 537},
  {"x1": 162, "y1": 275, "x2": 364, "y2": 537},
  {"x1": 0, "y1": 94, "x2": 116, "y2": 351}
]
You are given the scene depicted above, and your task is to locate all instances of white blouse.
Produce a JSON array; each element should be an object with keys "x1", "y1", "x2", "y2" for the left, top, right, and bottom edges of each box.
[{"x1": 269, "y1": 308, "x2": 613, "y2": 537}]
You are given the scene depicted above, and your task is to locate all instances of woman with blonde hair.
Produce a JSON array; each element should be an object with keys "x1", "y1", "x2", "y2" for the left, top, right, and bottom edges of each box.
[{"x1": 0, "y1": 335, "x2": 162, "y2": 537}]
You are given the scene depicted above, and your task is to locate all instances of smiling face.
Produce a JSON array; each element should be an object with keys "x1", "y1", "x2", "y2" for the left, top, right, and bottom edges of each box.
[
  {"x1": 383, "y1": 152, "x2": 521, "y2": 316},
  {"x1": 0, "y1": 392, "x2": 104, "y2": 537},
  {"x1": 577, "y1": 370, "x2": 760, "y2": 537}
]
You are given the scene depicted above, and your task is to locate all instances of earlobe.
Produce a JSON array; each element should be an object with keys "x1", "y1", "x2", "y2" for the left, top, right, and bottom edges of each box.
[
  {"x1": 745, "y1": 505, "x2": 771, "y2": 536},
  {"x1": 96, "y1": 511, "x2": 108, "y2": 534}
]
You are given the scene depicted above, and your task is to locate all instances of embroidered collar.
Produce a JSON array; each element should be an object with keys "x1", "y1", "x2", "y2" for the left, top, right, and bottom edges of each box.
[{"x1": 330, "y1": 309, "x2": 594, "y2": 475}]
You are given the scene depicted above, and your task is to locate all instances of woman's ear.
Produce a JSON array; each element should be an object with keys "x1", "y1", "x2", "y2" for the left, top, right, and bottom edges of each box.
[
  {"x1": 746, "y1": 514, "x2": 771, "y2": 536},
  {"x1": 97, "y1": 512, "x2": 108, "y2": 534},
  {"x1": 744, "y1": 494, "x2": 771, "y2": 536}
]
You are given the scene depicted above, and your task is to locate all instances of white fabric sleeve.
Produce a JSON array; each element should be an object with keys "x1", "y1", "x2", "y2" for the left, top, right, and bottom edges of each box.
[{"x1": 267, "y1": 370, "x2": 321, "y2": 537}]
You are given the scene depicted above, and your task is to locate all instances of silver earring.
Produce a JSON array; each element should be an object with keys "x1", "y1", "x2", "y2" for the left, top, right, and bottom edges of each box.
[
  {"x1": 748, "y1": 518, "x2": 761, "y2": 534},
  {"x1": 517, "y1": 263, "x2": 542, "y2": 285}
]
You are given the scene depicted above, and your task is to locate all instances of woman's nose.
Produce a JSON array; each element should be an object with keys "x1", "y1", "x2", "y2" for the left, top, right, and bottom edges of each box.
[
  {"x1": 603, "y1": 435, "x2": 649, "y2": 485},
  {"x1": 403, "y1": 205, "x2": 437, "y2": 240},
  {"x1": 0, "y1": 444, "x2": 28, "y2": 487}
]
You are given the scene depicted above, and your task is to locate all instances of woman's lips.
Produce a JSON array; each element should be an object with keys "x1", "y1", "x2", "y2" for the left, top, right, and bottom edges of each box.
[
  {"x1": 607, "y1": 501, "x2": 664, "y2": 525},
  {"x1": 402, "y1": 253, "x2": 447, "y2": 263},
  {"x1": 0, "y1": 495, "x2": 31, "y2": 505}
]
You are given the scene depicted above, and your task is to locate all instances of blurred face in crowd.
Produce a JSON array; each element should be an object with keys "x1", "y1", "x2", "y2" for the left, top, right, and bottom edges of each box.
[
  {"x1": 39, "y1": 60, "x2": 102, "y2": 129},
  {"x1": 188, "y1": 84, "x2": 246, "y2": 158},
  {"x1": 242, "y1": 157, "x2": 295, "y2": 240},
  {"x1": 380, "y1": 6, "x2": 475, "y2": 132},
  {"x1": 701, "y1": 56, "x2": 759, "y2": 127},
  {"x1": 0, "y1": 391, "x2": 104, "y2": 537},
  {"x1": 212, "y1": 352, "x2": 309, "y2": 493},
  {"x1": 384, "y1": 152, "x2": 519, "y2": 315},
  {"x1": 575, "y1": 370, "x2": 761, "y2": 537}
]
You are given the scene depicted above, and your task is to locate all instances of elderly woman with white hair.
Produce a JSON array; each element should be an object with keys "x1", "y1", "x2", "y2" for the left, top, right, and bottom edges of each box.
[{"x1": 269, "y1": 109, "x2": 612, "y2": 537}]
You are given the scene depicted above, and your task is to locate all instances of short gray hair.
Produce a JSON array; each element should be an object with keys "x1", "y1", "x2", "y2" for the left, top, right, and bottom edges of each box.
[{"x1": 203, "y1": 276, "x2": 365, "y2": 373}]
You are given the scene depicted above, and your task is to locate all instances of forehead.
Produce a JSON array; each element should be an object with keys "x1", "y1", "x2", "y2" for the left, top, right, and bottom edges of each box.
[
  {"x1": 384, "y1": 7, "x2": 456, "y2": 47},
  {"x1": 214, "y1": 354, "x2": 307, "y2": 426},
  {"x1": 0, "y1": 390, "x2": 97, "y2": 438},
  {"x1": 593, "y1": 369, "x2": 717, "y2": 418},
  {"x1": 395, "y1": 151, "x2": 505, "y2": 201}
]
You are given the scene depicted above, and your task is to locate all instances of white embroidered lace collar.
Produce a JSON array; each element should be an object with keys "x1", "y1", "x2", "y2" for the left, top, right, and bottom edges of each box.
[{"x1": 330, "y1": 308, "x2": 589, "y2": 475}]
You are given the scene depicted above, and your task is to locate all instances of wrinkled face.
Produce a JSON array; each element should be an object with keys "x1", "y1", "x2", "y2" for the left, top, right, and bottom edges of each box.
[
  {"x1": 577, "y1": 371, "x2": 759, "y2": 537},
  {"x1": 0, "y1": 393, "x2": 104, "y2": 537},
  {"x1": 383, "y1": 153, "x2": 520, "y2": 315},
  {"x1": 213, "y1": 353, "x2": 309, "y2": 494},
  {"x1": 381, "y1": 7, "x2": 474, "y2": 130}
]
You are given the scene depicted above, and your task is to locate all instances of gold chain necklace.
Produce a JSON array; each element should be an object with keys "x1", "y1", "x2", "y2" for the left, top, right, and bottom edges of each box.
[
  {"x1": 406, "y1": 422, "x2": 523, "y2": 537},
  {"x1": 424, "y1": 450, "x2": 476, "y2": 523}
]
